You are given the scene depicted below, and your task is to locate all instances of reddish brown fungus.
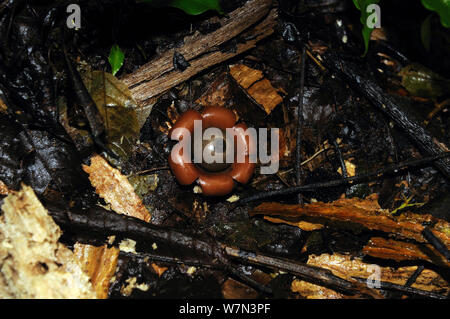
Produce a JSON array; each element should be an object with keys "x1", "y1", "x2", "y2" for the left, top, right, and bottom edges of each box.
[{"x1": 169, "y1": 106, "x2": 255, "y2": 196}]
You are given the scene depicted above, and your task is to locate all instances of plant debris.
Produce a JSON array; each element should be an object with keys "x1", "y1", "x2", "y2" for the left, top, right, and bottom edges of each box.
[{"x1": 0, "y1": 0, "x2": 449, "y2": 300}]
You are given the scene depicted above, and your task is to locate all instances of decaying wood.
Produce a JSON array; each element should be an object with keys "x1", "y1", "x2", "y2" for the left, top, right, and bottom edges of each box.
[
  {"x1": 291, "y1": 279, "x2": 344, "y2": 299},
  {"x1": 45, "y1": 203, "x2": 448, "y2": 298},
  {"x1": 292, "y1": 253, "x2": 449, "y2": 298},
  {"x1": 0, "y1": 179, "x2": 9, "y2": 195},
  {"x1": 122, "y1": 0, "x2": 277, "y2": 106},
  {"x1": 0, "y1": 185, "x2": 96, "y2": 298},
  {"x1": 82, "y1": 154, "x2": 151, "y2": 222},
  {"x1": 363, "y1": 237, "x2": 450, "y2": 267},
  {"x1": 224, "y1": 246, "x2": 382, "y2": 298},
  {"x1": 249, "y1": 195, "x2": 450, "y2": 247},
  {"x1": 73, "y1": 243, "x2": 119, "y2": 299}
]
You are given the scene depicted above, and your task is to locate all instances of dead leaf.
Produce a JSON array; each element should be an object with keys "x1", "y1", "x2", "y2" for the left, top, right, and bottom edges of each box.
[
  {"x1": 82, "y1": 71, "x2": 141, "y2": 161},
  {"x1": 82, "y1": 155, "x2": 151, "y2": 222},
  {"x1": 229, "y1": 64, "x2": 283, "y2": 114}
]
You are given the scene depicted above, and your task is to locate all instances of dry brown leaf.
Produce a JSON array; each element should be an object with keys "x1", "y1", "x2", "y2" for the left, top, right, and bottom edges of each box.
[
  {"x1": 229, "y1": 64, "x2": 283, "y2": 114},
  {"x1": 73, "y1": 243, "x2": 119, "y2": 299},
  {"x1": 0, "y1": 185, "x2": 96, "y2": 298},
  {"x1": 82, "y1": 154, "x2": 151, "y2": 222},
  {"x1": 82, "y1": 71, "x2": 141, "y2": 160}
]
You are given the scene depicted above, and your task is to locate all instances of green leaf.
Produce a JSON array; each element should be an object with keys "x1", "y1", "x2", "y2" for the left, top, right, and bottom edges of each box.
[
  {"x1": 141, "y1": 0, "x2": 223, "y2": 15},
  {"x1": 422, "y1": 0, "x2": 450, "y2": 28},
  {"x1": 108, "y1": 44, "x2": 125, "y2": 76},
  {"x1": 170, "y1": 0, "x2": 223, "y2": 15},
  {"x1": 353, "y1": 0, "x2": 380, "y2": 56}
]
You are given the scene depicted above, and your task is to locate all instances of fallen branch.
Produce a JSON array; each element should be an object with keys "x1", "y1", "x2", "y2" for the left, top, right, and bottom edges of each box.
[
  {"x1": 236, "y1": 152, "x2": 450, "y2": 205},
  {"x1": 122, "y1": 0, "x2": 277, "y2": 106},
  {"x1": 320, "y1": 51, "x2": 450, "y2": 179},
  {"x1": 47, "y1": 205, "x2": 380, "y2": 297}
]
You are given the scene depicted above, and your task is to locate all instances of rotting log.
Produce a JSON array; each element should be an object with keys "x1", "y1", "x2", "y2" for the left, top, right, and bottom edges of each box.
[{"x1": 122, "y1": 0, "x2": 277, "y2": 107}]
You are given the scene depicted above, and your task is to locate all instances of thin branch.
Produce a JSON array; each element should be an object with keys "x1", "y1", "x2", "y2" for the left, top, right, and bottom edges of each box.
[
  {"x1": 236, "y1": 153, "x2": 450, "y2": 205},
  {"x1": 296, "y1": 46, "x2": 306, "y2": 203},
  {"x1": 422, "y1": 227, "x2": 450, "y2": 261}
]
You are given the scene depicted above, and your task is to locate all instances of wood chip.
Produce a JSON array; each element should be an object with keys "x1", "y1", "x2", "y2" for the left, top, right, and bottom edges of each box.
[
  {"x1": 0, "y1": 98, "x2": 7, "y2": 114},
  {"x1": 0, "y1": 180, "x2": 9, "y2": 195},
  {"x1": 291, "y1": 280, "x2": 343, "y2": 299},
  {"x1": 337, "y1": 160, "x2": 356, "y2": 177},
  {"x1": 73, "y1": 243, "x2": 119, "y2": 299},
  {"x1": 151, "y1": 263, "x2": 168, "y2": 277},
  {"x1": 82, "y1": 155, "x2": 151, "y2": 222},
  {"x1": 229, "y1": 64, "x2": 283, "y2": 114},
  {"x1": 0, "y1": 185, "x2": 96, "y2": 298}
]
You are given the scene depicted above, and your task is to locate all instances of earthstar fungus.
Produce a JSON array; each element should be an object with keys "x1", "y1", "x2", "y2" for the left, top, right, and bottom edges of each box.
[{"x1": 169, "y1": 106, "x2": 255, "y2": 196}]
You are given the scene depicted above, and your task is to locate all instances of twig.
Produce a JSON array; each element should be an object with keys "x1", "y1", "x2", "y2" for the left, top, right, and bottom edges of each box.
[
  {"x1": 320, "y1": 52, "x2": 450, "y2": 179},
  {"x1": 127, "y1": 166, "x2": 170, "y2": 177},
  {"x1": 405, "y1": 265, "x2": 425, "y2": 287},
  {"x1": 47, "y1": 205, "x2": 381, "y2": 297},
  {"x1": 122, "y1": 0, "x2": 277, "y2": 106},
  {"x1": 352, "y1": 277, "x2": 448, "y2": 299},
  {"x1": 296, "y1": 46, "x2": 306, "y2": 203},
  {"x1": 119, "y1": 251, "x2": 272, "y2": 294},
  {"x1": 422, "y1": 227, "x2": 450, "y2": 261},
  {"x1": 333, "y1": 139, "x2": 347, "y2": 178},
  {"x1": 224, "y1": 246, "x2": 381, "y2": 298},
  {"x1": 236, "y1": 153, "x2": 450, "y2": 205}
]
